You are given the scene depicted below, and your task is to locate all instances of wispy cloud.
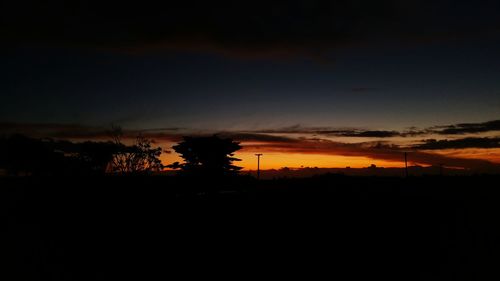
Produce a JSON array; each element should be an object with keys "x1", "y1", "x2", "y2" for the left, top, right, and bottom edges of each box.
[
  {"x1": 245, "y1": 119, "x2": 500, "y2": 138},
  {"x1": 0, "y1": 122, "x2": 183, "y2": 141},
  {"x1": 411, "y1": 137, "x2": 500, "y2": 150},
  {"x1": 242, "y1": 138, "x2": 500, "y2": 171},
  {"x1": 0, "y1": 122, "x2": 108, "y2": 139},
  {"x1": 429, "y1": 120, "x2": 500, "y2": 135},
  {"x1": 3, "y1": 120, "x2": 500, "y2": 141},
  {"x1": 216, "y1": 133, "x2": 299, "y2": 143},
  {"x1": 317, "y1": 130, "x2": 401, "y2": 138},
  {"x1": 244, "y1": 125, "x2": 403, "y2": 138}
]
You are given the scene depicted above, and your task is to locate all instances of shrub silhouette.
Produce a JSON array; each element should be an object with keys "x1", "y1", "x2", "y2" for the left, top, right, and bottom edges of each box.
[
  {"x1": 169, "y1": 135, "x2": 242, "y2": 177},
  {"x1": 0, "y1": 135, "x2": 121, "y2": 175},
  {"x1": 76, "y1": 141, "x2": 122, "y2": 174},
  {"x1": 108, "y1": 126, "x2": 163, "y2": 174},
  {"x1": 0, "y1": 135, "x2": 64, "y2": 175},
  {"x1": 0, "y1": 131, "x2": 162, "y2": 176}
]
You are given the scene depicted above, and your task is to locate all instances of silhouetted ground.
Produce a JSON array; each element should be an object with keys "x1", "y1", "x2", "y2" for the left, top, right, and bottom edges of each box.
[{"x1": 2, "y1": 175, "x2": 500, "y2": 280}]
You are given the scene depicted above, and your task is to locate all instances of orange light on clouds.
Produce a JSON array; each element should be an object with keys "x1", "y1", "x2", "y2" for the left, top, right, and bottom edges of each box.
[
  {"x1": 158, "y1": 141, "x2": 500, "y2": 171},
  {"x1": 159, "y1": 140, "x2": 406, "y2": 170},
  {"x1": 423, "y1": 148, "x2": 500, "y2": 164}
]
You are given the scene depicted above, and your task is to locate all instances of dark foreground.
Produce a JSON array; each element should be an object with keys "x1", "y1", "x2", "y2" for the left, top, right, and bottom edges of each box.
[{"x1": 2, "y1": 175, "x2": 500, "y2": 280}]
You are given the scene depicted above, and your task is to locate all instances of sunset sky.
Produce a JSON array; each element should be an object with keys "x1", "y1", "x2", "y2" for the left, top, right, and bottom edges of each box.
[{"x1": 1, "y1": 1, "x2": 500, "y2": 172}]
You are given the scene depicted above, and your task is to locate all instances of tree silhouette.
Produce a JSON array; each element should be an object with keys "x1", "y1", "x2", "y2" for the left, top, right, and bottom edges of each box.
[
  {"x1": 169, "y1": 135, "x2": 242, "y2": 176},
  {"x1": 108, "y1": 127, "x2": 163, "y2": 174},
  {"x1": 0, "y1": 134, "x2": 64, "y2": 176},
  {"x1": 0, "y1": 130, "x2": 163, "y2": 176},
  {"x1": 76, "y1": 141, "x2": 122, "y2": 175}
]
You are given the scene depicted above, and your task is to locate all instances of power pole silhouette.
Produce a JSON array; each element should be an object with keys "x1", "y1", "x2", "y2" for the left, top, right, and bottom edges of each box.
[
  {"x1": 255, "y1": 154, "x2": 263, "y2": 180},
  {"x1": 404, "y1": 152, "x2": 409, "y2": 178}
]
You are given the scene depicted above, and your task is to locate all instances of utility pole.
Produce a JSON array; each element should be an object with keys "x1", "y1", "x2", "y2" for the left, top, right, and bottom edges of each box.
[
  {"x1": 255, "y1": 154, "x2": 263, "y2": 180},
  {"x1": 404, "y1": 152, "x2": 409, "y2": 178}
]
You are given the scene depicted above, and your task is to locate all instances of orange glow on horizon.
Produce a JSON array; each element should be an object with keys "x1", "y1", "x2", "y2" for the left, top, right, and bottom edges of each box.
[
  {"x1": 160, "y1": 141, "x2": 407, "y2": 170},
  {"x1": 423, "y1": 148, "x2": 500, "y2": 164},
  {"x1": 159, "y1": 142, "x2": 500, "y2": 171},
  {"x1": 236, "y1": 151, "x2": 406, "y2": 170}
]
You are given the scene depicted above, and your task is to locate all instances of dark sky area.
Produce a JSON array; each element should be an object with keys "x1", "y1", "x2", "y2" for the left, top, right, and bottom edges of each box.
[
  {"x1": 1, "y1": 0, "x2": 500, "y2": 169},
  {"x1": 2, "y1": 0, "x2": 500, "y2": 129}
]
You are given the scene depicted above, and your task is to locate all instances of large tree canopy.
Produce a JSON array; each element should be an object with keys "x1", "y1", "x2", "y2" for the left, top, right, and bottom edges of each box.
[{"x1": 170, "y1": 135, "x2": 242, "y2": 177}]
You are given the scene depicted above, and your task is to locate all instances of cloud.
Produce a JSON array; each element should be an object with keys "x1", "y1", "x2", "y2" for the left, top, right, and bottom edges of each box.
[
  {"x1": 0, "y1": 122, "x2": 183, "y2": 141},
  {"x1": 242, "y1": 138, "x2": 500, "y2": 171},
  {"x1": 0, "y1": 122, "x2": 107, "y2": 139},
  {"x1": 216, "y1": 133, "x2": 298, "y2": 143},
  {"x1": 5, "y1": 119, "x2": 500, "y2": 143},
  {"x1": 247, "y1": 119, "x2": 500, "y2": 138},
  {"x1": 430, "y1": 120, "x2": 500, "y2": 135},
  {"x1": 0, "y1": 122, "x2": 296, "y2": 143},
  {"x1": 318, "y1": 130, "x2": 401, "y2": 138},
  {"x1": 246, "y1": 126, "x2": 403, "y2": 138},
  {"x1": 412, "y1": 137, "x2": 500, "y2": 150},
  {"x1": 244, "y1": 124, "x2": 402, "y2": 138},
  {"x1": 4, "y1": 1, "x2": 500, "y2": 59},
  {"x1": 139, "y1": 127, "x2": 183, "y2": 132}
]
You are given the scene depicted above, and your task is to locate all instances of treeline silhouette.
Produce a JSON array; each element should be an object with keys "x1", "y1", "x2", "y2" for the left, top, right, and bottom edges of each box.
[
  {"x1": 0, "y1": 133, "x2": 162, "y2": 176},
  {"x1": 0, "y1": 133, "x2": 243, "y2": 177}
]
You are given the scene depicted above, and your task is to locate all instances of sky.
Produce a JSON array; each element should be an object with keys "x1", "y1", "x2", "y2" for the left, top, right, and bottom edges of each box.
[{"x1": 1, "y1": 0, "x2": 500, "y2": 171}]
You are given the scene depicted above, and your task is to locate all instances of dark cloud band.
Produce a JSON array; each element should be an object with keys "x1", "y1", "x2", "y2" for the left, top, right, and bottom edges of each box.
[
  {"x1": 3, "y1": 1, "x2": 500, "y2": 58},
  {"x1": 412, "y1": 137, "x2": 500, "y2": 150}
]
